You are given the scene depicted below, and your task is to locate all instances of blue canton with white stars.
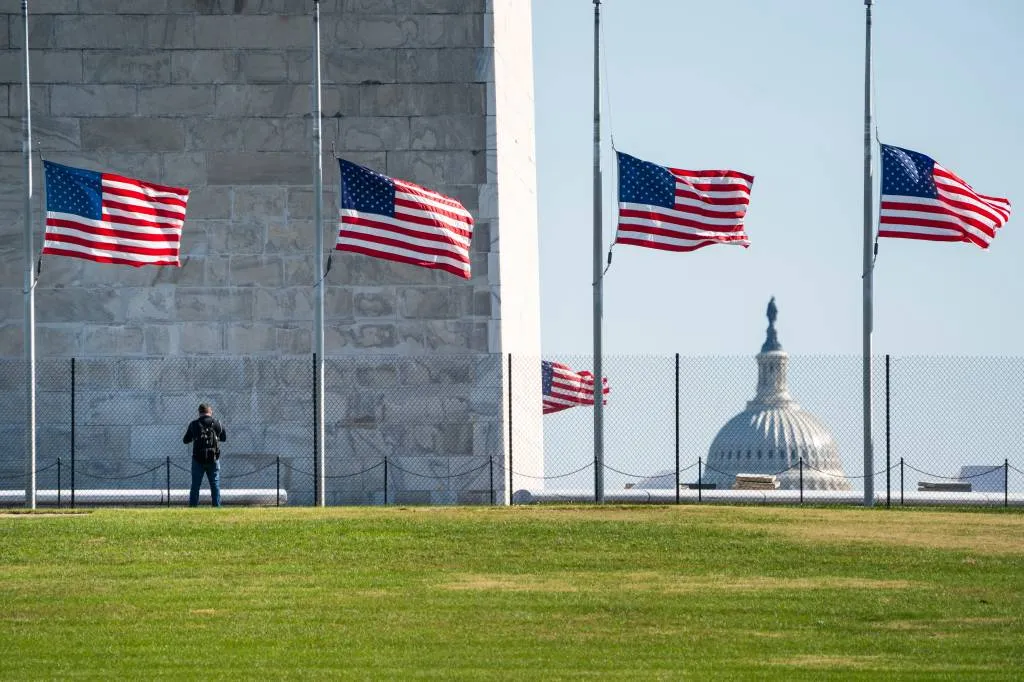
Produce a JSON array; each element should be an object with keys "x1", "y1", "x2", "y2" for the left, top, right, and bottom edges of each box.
[
  {"x1": 340, "y1": 159, "x2": 396, "y2": 217},
  {"x1": 44, "y1": 161, "x2": 104, "y2": 219},
  {"x1": 881, "y1": 145, "x2": 938, "y2": 199},
  {"x1": 541, "y1": 361, "x2": 554, "y2": 396},
  {"x1": 617, "y1": 152, "x2": 677, "y2": 209}
]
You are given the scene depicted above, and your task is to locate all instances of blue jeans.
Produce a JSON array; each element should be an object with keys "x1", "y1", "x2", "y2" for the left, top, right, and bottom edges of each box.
[{"x1": 190, "y1": 456, "x2": 221, "y2": 507}]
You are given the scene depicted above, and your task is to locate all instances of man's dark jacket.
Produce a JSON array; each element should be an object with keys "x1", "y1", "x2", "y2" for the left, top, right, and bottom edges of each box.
[{"x1": 183, "y1": 414, "x2": 227, "y2": 459}]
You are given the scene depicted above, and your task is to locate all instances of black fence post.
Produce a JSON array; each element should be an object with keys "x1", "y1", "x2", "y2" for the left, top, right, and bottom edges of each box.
[
  {"x1": 799, "y1": 457, "x2": 804, "y2": 505},
  {"x1": 674, "y1": 353, "x2": 680, "y2": 505},
  {"x1": 276, "y1": 456, "x2": 281, "y2": 507},
  {"x1": 900, "y1": 457, "x2": 904, "y2": 506},
  {"x1": 70, "y1": 357, "x2": 76, "y2": 509},
  {"x1": 698, "y1": 457, "x2": 702, "y2": 503},
  {"x1": 166, "y1": 456, "x2": 171, "y2": 507},
  {"x1": 885, "y1": 354, "x2": 891, "y2": 509},
  {"x1": 1005, "y1": 459, "x2": 1009, "y2": 508},
  {"x1": 507, "y1": 352, "x2": 513, "y2": 506},
  {"x1": 312, "y1": 352, "x2": 319, "y2": 508},
  {"x1": 57, "y1": 457, "x2": 62, "y2": 509},
  {"x1": 489, "y1": 455, "x2": 494, "y2": 506},
  {"x1": 383, "y1": 457, "x2": 388, "y2": 506}
]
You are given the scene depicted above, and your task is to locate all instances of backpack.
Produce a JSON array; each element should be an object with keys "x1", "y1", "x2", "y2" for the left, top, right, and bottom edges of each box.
[{"x1": 197, "y1": 421, "x2": 220, "y2": 461}]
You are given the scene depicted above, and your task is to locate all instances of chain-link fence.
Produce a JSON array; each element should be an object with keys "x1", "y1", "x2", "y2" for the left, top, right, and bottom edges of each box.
[
  {"x1": 2, "y1": 354, "x2": 1022, "y2": 507},
  {"x1": 0, "y1": 355, "x2": 507, "y2": 507},
  {"x1": 521, "y1": 354, "x2": 1024, "y2": 507}
]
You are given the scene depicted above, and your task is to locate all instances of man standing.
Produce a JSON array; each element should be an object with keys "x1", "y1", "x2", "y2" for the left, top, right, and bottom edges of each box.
[{"x1": 183, "y1": 403, "x2": 227, "y2": 507}]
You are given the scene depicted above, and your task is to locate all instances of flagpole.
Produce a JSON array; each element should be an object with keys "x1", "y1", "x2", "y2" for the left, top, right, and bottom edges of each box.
[
  {"x1": 22, "y1": 0, "x2": 36, "y2": 510},
  {"x1": 312, "y1": 0, "x2": 326, "y2": 507},
  {"x1": 592, "y1": 0, "x2": 604, "y2": 504},
  {"x1": 862, "y1": 0, "x2": 875, "y2": 507}
]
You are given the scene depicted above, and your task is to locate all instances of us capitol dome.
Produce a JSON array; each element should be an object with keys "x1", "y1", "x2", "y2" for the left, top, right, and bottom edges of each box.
[{"x1": 702, "y1": 298, "x2": 851, "y2": 491}]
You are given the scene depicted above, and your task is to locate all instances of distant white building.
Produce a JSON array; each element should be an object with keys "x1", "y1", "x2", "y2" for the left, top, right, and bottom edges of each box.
[
  {"x1": 958, "y1": 465, "x2": 1006, "y2": 493},
  {"x1": 702, "y1": 298, "x2": 851, "y2": 491}
]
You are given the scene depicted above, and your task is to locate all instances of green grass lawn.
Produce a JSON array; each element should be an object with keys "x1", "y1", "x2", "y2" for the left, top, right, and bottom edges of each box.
[{"x1": 2, "y1": 505, "x2": 1023, "y2": 680}]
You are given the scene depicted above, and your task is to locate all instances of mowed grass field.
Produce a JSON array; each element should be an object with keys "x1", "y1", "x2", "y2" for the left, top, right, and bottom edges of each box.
[{"x1": 2, "y1": 505, "x2": 1023, "y2": 680}]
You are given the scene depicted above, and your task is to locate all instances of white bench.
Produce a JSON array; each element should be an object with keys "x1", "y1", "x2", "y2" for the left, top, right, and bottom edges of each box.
[{"x1": 917, "y1": 482, "x2": 971, "y2": 493}]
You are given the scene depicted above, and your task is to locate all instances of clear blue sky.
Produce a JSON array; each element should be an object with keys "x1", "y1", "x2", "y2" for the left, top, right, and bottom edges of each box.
[{"x1": 531, "y1": 0, "x2": 1023, "y2": 357}]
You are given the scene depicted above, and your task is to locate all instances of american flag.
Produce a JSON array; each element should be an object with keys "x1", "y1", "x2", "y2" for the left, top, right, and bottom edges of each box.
[
  {"x1": 336, "y1": 159, "x2": 475, "y2": 279},
  {"x1": 542, "y1": 361, "x2": 610, "y2": 415},
  {"x1": 42, "y1": 161, "x2": 189, "y2": 267},
  {"x1": 615, "y1": 151, "x2": 754, "y2": 252},
  {"x1": 879, "y1": 144, "x2": 1011, "y2": 248}
]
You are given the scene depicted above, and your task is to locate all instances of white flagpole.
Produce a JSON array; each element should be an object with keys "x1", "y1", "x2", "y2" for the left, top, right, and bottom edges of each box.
[
  {"x1": 22, "y1": 0, "x2": 37, "y2": 510},
  {"x1": 312, "y1": 0, "x2": 326, "y2": 507},
  {"x1": 592, "y1": 0, "x2": 605, "y2": 504},
  {"x1": 862, "y1": 0, "x2": 875, "y2": 507}
]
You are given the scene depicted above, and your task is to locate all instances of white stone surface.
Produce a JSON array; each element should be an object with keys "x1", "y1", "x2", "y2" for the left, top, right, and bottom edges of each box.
[
  {"x1": 0, "y1": 1, "x2": 542, "y2": 504},
  {"x1": 485, "y1": 0, "x2": 544, "y2": 495}
]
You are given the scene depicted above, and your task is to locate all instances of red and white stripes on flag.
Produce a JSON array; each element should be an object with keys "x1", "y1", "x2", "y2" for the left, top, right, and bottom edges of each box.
[
  {"x1": 42, "y1": 161, "x2": 189, "y2": 267},
  {"x1": 879, "y1": 144, "x2": 1011, "y2": 249},
  {"x1": 615, "y1": 151, "x2": 754, "y2": 253},
  {"x1": 337, "y1": 159, "x2": 475, "y2": 279},
  {"x1": 542, "y1": 361, "x2": 610, "y2": 415}
]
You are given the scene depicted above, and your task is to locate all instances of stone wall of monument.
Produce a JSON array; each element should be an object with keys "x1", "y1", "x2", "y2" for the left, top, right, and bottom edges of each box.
[{"x1": 0, "y1": 0, "x2": 543, "y2": 504}]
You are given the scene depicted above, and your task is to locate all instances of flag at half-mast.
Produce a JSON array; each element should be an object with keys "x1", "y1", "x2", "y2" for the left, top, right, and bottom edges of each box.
[
  {"x1": 542, "y1": 360, "x2": 610, "y2": 415},
  {"x1": 879, "y1": 144, "x2": 1011, "y2": 249},
  {"x1": 336, "y1": 159, "x2": 475, "y2": 279},
  {"x1": 42, "y1": 161, "x2": 189, "y2": 267},
  {"x1": 615, "y1": 151, "x2": 754, "y2": 252}
]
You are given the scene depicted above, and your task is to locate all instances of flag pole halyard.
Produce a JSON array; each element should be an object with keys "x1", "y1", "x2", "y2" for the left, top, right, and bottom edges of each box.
[
  {"x1": 592, "y1": 0, "x2": 605, "y2": 504},
  {"x1": 22, "y1": 0, "x2": 36, "y2": 510},
  {"x1": 862, "y1": 0, "x2": 875, "y2": 507},
  {"x1": 312, "y1": 0, "x2": 326, "y2": 507}
]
